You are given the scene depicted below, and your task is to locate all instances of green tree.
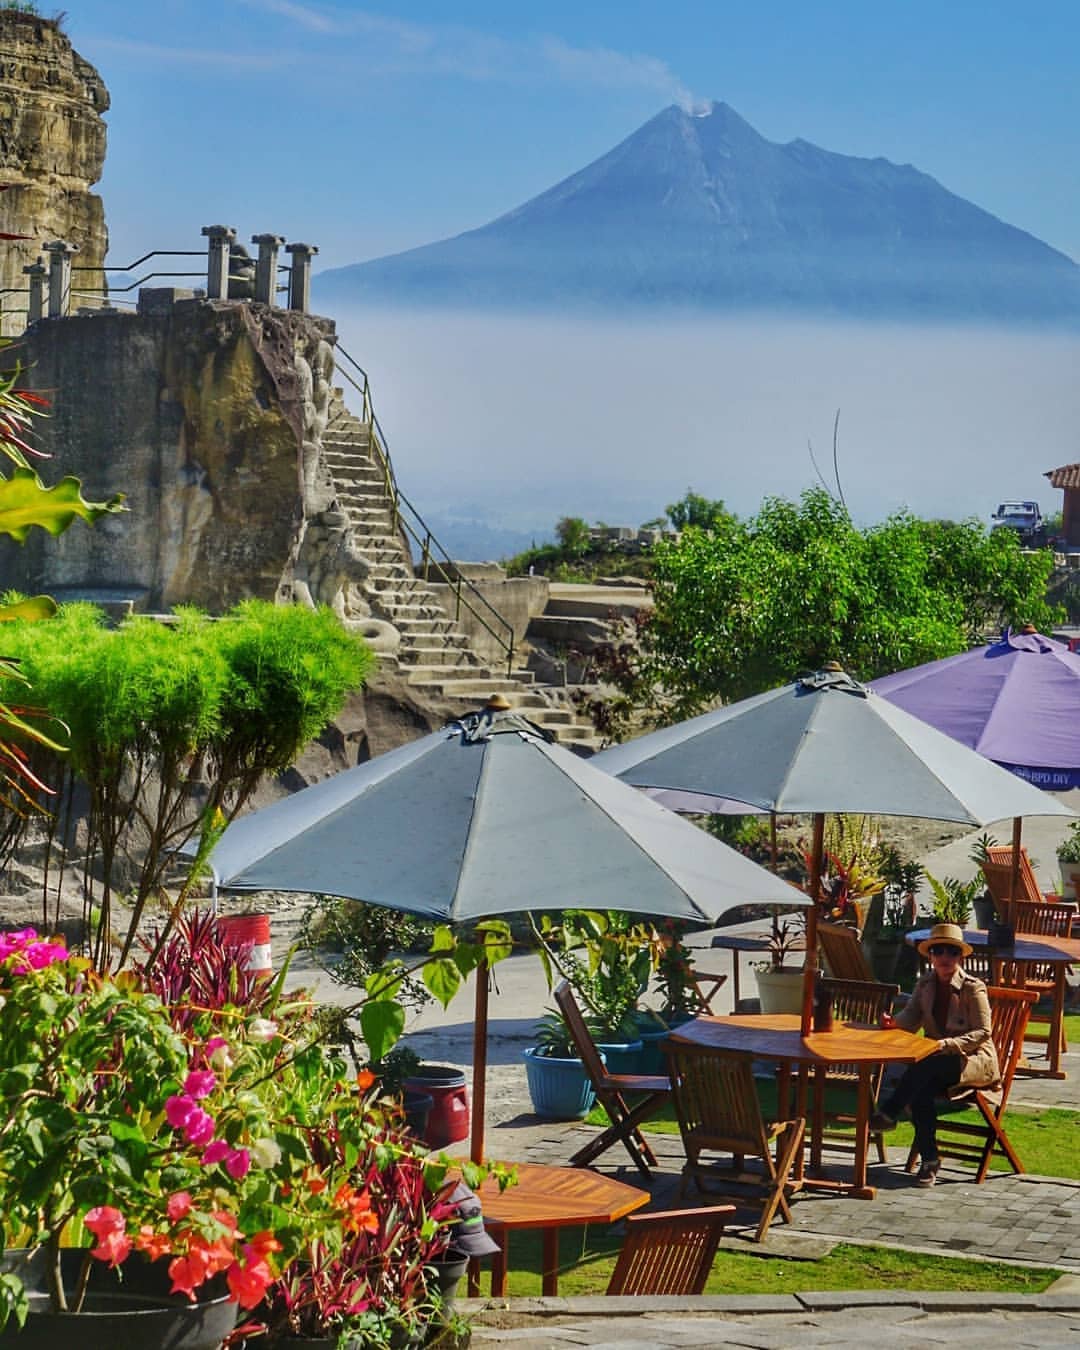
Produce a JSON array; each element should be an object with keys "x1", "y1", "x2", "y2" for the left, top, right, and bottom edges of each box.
[
  {"x1": 2, "y1": 600, "x2": 375, "y2": 967},
  {"x1": 555, "y1": 515, "x2": 592, "y2": 557},
  {"x1": 665, "y1": 489, "x2": 730, "y2": 532},
  {"x1": 594, "y1": 487, "x2": 1062, "y2": 730}
]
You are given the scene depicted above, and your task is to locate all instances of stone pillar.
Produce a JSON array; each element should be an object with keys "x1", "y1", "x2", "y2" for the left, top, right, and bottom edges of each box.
[
  {"x1": 285, "y1": 242, "x2": 318, "y2": 313},
  {"x1": 43, "y1": 240, "x2": 79, "y2": 318},
  {"x1": 201, "y1": 224, "x2": 236, "y2": 300},
  {"x1": 24, "y1": 259, "x2": 47, "y2": 324},
  {"x1": 251, "y1": 233, "x2": 285, "y2": 305}
]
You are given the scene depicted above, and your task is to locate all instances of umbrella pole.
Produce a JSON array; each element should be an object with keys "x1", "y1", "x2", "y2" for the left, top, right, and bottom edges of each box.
[
  {"x1": 1009, "y1": 815, "x2": 1023, "y2": 918},
  {"x1": 470, "y1": 956, "x2": 489, "y2": 1165},
  {"x1": 801, "y1": 813, "x2": 824, "y2": 1036},
  {"x1": 769, "y1": 812, "x2": 778, "y2": 873}
]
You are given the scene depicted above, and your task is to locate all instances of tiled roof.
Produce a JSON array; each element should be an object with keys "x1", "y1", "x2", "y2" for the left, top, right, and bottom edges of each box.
[{"x1": 1045, "y1": 463, "x2": 1080, "y2": 489}]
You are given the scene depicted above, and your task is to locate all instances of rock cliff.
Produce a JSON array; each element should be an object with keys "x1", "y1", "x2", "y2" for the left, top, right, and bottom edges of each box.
[{"x1": 0, "y1": 11, "x2": 109, "y2": 323}]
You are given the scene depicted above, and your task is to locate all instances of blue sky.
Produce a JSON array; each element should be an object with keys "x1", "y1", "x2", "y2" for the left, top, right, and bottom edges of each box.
[
  {"x1": 54, "y1": 2, "x2": 1080, "y2": 539},
  {"x1": 69, "y1": 0, "x2": 1080, "y2": 271}
]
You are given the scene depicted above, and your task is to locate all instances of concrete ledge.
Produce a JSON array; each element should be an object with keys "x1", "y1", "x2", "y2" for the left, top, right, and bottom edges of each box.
[{"x1": 462, "y1": 1290, "x2": 1080, "y2": 1320}]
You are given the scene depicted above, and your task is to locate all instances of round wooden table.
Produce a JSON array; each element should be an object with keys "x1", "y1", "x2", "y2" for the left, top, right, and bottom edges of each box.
[
  {"x1": 472, "y1": 1161, "x2": 649, "y2": 1296},
  {"x1": 670, "y1": 1013, "x2": 939, "y2": 1198}
]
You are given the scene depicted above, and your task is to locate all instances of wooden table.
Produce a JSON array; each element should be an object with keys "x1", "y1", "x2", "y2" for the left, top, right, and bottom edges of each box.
[
  {"x1": 472, "y1": 1161, "x2": 649, "y2": 1296},
  {"x1": 670, "y1": 1013, "x2": 939, "y2": 1199},
  {"x1": 907, "y1": 926, "x2": 1080, "y2": 1079}
]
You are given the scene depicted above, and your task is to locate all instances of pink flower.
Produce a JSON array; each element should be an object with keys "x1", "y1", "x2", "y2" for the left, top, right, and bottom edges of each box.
[
  {"x1": 225, "y1": 1148, "x2": 250, "y2": 1180},
  {"x1": 85, "y1": 1206, "x2": 131, "y2": 1267},
  {"x1": 91, "y1": 1228, "x2": 133, "y2": 1267},
  {"x1": 165, "y1": 1094, "x2": 195, "y2": 1129},
  {"x1": 184, "y1": 1069, "x2": 216, "y2": 1100},
  {"x1": 184, "y1": 1107, "x2": 215, "y2": 1146},
  {"x1": 201, "y1": 1139, "x2": 230, "y2": 1166},
  {"x1": 85, "y1": 1205, "x2": 125, "y2": 1238},
  {"x1": 166, "y1": 1191, "x2": 193, "y2": 1222}
]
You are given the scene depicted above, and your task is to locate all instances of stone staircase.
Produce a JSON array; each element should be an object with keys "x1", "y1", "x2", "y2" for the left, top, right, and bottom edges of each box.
[{"x1": 321, "y1": 397, "x2": 600, "y2": 750}]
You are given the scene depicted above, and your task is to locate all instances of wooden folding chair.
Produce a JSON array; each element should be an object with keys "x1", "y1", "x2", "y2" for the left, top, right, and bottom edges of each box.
[
  {"x1": 981, "y1": 844, "x2": 1068, "y2": 925},
  {"x1": 816, "y1": 978, "x2": 898, "y2": 1164},
  {"x1": 606, "y1": 1205, "x2": 735, "y2": 1295},
  {"x1": 664, "y1": 1042, "x2": 805, "y2": 1243},
  {"x1": 687, "y1": 969, "x2": 728, "y2": 1014},
  {"x1": 554, "y1": 981, "x2": 672, "y2": 1180},
  {"x1": 818, "y1": 921, "x2": 874, "y2": 982},
  {"x1": 906, "y1": 985, "x2": 1037, "y2": 1183},
  {"x1": 996, "y1": 900, "x2": 1074, "y2": 1059}
]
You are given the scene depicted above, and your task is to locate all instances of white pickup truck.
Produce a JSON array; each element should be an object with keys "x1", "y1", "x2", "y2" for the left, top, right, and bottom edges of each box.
[{"x1": 989, "y1": 500, "x2": 1046, "y2": 547}]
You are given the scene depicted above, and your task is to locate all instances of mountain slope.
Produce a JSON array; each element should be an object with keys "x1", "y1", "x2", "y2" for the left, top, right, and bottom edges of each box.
[{"x1": 317, "y1": 102, "x2": 1080, "y2": 323}]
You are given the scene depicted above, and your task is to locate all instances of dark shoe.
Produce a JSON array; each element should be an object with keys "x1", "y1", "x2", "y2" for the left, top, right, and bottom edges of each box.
[
  {"x1": 869, "y1": 1111, "x2": 896, "y2": 1133},
  {"x1": 915, "y1": 1159, "x2": 941, "y2": 1188}
]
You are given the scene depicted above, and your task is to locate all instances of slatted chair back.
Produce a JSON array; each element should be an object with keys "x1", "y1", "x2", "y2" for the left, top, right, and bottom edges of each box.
[
  {"x1": 666, "y1": 1043, "x2": 771, "y2": 1160},
  {"x1": 664, "y1": 1041, "x2": 805, "y2": 1242},
  {"x1": 908, "y1": 985, "x2": 1037, "y2": 1183},
  {"x1": 985, "y1": 845, "x2": 1044, "y2": 906},
  {"x1": 918, "y1": 949, "x2": 998, "y2": 983},
  {"x1": 818, "y1": 922, "x2": 874, "y2": 982},
  {"x1": 554, "y1": 980, "x2": 610, "y2": 1086},
  {"x1": 1010, "y1": 899, "x2": 1075, "y2": 937},
  {"x1": 606, "y1": 1205, "x2": 734, "y2": 1296}
]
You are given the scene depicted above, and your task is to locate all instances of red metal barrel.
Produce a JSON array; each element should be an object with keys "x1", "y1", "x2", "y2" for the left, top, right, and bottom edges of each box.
[{"x1": 402, "y1": 1066, "x2": 470, "y2": 1148}]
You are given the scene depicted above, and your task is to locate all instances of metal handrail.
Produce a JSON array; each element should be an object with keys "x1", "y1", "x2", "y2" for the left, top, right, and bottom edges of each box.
[{"x1": 332, "y1": 344, "x2": 517, "y2": 675}]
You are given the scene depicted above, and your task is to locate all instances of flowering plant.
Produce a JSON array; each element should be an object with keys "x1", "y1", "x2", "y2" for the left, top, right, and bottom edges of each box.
[{"x1": 0, "y1": 921, "x2": 496, "y2": 1337}]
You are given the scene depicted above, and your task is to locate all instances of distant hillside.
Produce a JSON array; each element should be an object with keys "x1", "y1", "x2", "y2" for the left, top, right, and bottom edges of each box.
[{"x1": 317, "y1": 101, "x2": 1080, "y2": 324}]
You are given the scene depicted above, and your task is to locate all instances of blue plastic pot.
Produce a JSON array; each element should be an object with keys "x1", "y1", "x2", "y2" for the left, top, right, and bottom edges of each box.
[
  {"x1": 594, "y1": 1038, "x2": 645, "y2": 1075},
  {"x1": 635, "y1": 1026, "x2": 672, "y2": 1075},
  {"x1": 523, "y1": 1046, "x2": 601, "y2": 1119}
]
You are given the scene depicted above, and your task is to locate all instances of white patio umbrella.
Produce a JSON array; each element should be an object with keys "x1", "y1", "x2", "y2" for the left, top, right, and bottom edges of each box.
[
  {"x1": 594, "y1": 665, "x2": 1075, "y2": 1032},
  {"x1": 200, "y1": 701, "x2": 806, "y2": 1161}
]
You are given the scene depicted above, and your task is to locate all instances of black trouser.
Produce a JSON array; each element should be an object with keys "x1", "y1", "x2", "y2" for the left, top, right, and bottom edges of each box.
[{"x1": 881, "y1": 1052, "x2": 963, "y2": 1164}]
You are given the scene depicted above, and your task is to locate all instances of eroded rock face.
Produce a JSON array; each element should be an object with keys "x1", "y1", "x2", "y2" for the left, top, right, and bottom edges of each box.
[
  {"x1": 3, "y1": 300, "x2": 344, "y2": 613},
  {"x1": 0, "y1": 12, "x2": 109, "y2": 319}
]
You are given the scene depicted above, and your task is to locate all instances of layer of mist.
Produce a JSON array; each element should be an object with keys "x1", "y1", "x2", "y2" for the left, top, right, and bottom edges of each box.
[{"x1": 331, "y1": 308, "x2": 1080, "y2": 559}]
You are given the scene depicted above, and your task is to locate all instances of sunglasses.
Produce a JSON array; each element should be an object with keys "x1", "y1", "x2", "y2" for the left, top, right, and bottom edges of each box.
[{"x1": 928, "y1": 944, "x2": 961, "y2": 957}]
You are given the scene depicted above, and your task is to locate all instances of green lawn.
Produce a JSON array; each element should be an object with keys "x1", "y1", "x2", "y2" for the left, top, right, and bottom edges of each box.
[
  {"x1": 585, "y1": 1099, "x2": 1080, "y2": 1180},
  {"x1": 496, "y1": 1228, "x2": 1058, "y2": 1297}
]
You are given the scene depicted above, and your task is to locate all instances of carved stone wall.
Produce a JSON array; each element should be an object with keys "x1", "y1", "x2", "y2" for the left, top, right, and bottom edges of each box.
[
  {"x1": 0, "y1": 12, "x2": 109, "y2": 319},
  {"x1": 2, "y1": 300, "x2": 346, "y2": 613}
]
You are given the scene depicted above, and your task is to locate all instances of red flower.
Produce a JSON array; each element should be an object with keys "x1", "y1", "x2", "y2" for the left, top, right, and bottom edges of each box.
[
  {"x1": 167, "y1": 1191, "x2": 193, "y2": 1222},
  {"x1": 227, "y1": 1255, "x2": 273, "y2": 1309}
]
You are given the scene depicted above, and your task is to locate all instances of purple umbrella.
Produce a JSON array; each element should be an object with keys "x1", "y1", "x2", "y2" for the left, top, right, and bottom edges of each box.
[{"x1": 871, "y1": 626, "x2": 1080, "y2": 791}]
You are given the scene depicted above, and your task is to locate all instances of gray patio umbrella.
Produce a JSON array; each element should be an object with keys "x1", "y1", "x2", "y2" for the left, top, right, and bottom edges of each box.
[
  {"x1": 200, "y1": 703, "x2": 805, "y2": 1160},
  {"x1": 594, "y1": 665, "x2": 1074, "y2": 1032}
]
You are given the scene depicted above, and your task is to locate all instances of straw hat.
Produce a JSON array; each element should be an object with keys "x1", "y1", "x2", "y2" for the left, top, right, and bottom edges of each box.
[{"x1": 916, "y1": 922, "x2": 973, "y2": 959}]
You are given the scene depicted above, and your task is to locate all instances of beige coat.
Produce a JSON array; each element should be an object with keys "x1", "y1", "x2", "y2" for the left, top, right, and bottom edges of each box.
[{"x1": 895, "y1": 967, "x2": 1000, "y2": 1089}]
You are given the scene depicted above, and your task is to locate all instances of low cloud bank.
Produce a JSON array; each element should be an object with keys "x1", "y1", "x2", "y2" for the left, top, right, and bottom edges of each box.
[{"x1": 332, "y1": 308, "x2": 1080, "y2": 542}]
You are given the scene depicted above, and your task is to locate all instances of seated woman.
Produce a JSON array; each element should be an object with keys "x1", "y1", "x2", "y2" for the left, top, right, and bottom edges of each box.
[{"x1": 869, "y1": 922, "x2": 999, "y2": 1188}]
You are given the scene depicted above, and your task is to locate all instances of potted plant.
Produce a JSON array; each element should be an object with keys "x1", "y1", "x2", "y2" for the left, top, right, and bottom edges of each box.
[
  {"x1": 968, "y1": 833, "x2": 1000, "y2": 928},
  {"x1": 864, "y1": 848, "x2": 924, "y2": 986},
  {"x1": 531, "y1": 910, "x2": 655, "y2": 1071},
  {"x1": 753, "y1": 919, "x2": 805, "y2": 1014},
  {"x1": 1057, "y1": 821, "x2": 1080, "y2": 901},
  {"x1": 522, "y1": 1010, "x2": 601, "y2": 1119},
  {"x1": 0, "y1": 917, "x2": 505, "y2": 1348}
]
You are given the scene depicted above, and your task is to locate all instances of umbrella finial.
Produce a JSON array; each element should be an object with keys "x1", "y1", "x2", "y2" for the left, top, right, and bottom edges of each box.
[
  {"x1": 822, "y1": 660, "x2": 845, "y2": 672},
  {"x1": 486, "y1": 693, "x2": 512, "y2": 711}
]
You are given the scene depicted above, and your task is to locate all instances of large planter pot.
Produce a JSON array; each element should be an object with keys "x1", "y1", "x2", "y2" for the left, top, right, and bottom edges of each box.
[
  {"x1": 1058, "y1": 855, "x2": 1080, "y2": 902},
  {"x1": 426, "y1": 1255, "x2": 469, "y2": 1313},
  {"x1": 402, "y1": 1088, "x2": 434, "y2": 1138},
  {"x1": 635, "y1": 1027, "x2": 672, "y2": 1075},
  {"x1": 522, "y1": 1045, "x2": 601, "y2": 1119},
  {"x1": 594, "y1": 1039, "x2": 644, "y2": 1075},
  {"x1": 0, "y1": 1248, "x2": 236, "y2": 1350},
  {"x1": 754, "y1": 967, "x2": 804, "y2": 1015},
  {"x1": 973, "y1": 895, "x2": 996, "y2": 931}
]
